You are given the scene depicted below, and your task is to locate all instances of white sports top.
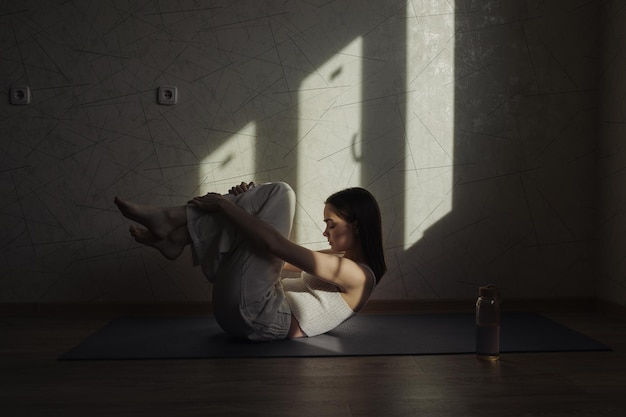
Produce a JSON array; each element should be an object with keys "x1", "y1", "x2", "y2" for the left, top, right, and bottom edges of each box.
[{"x1": 281, "y1": 264, "x2": 376, "y2": 337}]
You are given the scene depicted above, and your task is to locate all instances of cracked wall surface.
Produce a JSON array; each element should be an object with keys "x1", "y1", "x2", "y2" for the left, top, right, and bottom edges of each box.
[
  {"x1": 0, "y1": 0, "x2": 606, "y2": 305},
  {"x1": 599, "y1": 0, "x2": 626, "y2": 309}
]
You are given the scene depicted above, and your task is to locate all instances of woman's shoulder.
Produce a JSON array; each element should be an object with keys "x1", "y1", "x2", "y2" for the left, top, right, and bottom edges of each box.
[{"x1": 358, "y1": 263, "x2": 376, "y2": 282}]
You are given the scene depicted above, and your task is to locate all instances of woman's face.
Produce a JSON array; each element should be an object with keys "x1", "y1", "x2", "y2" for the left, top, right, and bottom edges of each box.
[{"x1": 323, "y1": 203, "x2": 356, "y2": 252}]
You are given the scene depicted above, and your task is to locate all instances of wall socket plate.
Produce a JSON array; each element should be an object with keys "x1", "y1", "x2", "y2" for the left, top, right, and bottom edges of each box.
[
  {"x1": 158, "y1": 86, "x2": 178, "y2": 105},
  {"x1": 10, "y1": 86, "x2": 31, "y2": 105}
]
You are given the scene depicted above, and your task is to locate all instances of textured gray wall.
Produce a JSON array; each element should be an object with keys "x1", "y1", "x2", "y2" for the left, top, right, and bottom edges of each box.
[
  {"x1": 0, "y1": 0, "x2": 604, "y2": 305},
  {"x1": 599, "y1": 1, "x2": 626, "y2": 309}
]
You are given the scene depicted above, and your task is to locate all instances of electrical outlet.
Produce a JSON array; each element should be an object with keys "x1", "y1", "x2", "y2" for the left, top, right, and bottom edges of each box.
[
  {"x1": 158, "y1": 86, "x2": 178, "y2": 105},
  {"x1": 10, "y1": 86, "x2": 31, "y2": 105}
]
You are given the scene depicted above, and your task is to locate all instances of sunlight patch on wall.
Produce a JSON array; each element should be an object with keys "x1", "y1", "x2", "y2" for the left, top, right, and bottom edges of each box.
[
  {"x1": 198, "y1": 122, "x2": 257, "y2": 195},
  {"x1": 403, "y1": 0, "x2": 455, "y2": 248},
  {"x1": 295, "y1": 36, "x2": 364, "y2": 248}
]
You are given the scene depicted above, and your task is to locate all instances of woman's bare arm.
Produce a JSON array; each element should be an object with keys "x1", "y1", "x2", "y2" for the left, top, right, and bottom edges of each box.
[
  {"x1": 283, "y1": 249, "x2": 343, "y2": 272},
  {"x1": 189, "y1": 194, "x2": 368, "y2": 292}
]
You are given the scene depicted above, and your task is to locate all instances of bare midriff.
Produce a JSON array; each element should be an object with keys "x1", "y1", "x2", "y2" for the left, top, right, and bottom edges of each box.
[{"x1": 287, "y1": 314, "x2": 307, "y2": 339}]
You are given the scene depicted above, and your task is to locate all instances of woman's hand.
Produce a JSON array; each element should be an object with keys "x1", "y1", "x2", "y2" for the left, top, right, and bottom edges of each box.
[
  {"x1": 228, "y1": 181, "x2": 255, "y2": 196},
  {"x1": 188, "y1": 181, "x2": 254, "y2": 210},
  {"x1": 189, "y1": 193, "x2": 227, "y2": 212}
]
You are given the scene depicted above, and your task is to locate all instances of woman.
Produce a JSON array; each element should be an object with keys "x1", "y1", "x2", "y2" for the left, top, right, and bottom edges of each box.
[{"x1": 114, "y1": 181, "x2": 386, "y2": 341}]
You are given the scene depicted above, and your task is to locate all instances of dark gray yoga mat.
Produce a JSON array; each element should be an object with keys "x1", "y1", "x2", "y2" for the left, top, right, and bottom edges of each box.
[{"x1": 58, "y1": 312, "x2": 610, "y2": 360}]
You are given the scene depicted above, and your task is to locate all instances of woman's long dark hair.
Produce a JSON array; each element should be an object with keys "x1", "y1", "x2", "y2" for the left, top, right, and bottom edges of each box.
[{"x1": 325, "y1": 187, "x2": 386, "y2": 283}]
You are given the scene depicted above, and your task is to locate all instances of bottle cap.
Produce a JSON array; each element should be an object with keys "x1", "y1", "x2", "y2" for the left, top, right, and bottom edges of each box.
[{"x1": 479, "y1": 285, "x2": 499, "y2": 298}]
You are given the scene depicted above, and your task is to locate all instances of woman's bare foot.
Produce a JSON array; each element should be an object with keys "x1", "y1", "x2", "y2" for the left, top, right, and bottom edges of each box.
[
  {"x1": 114, "y1": 197, "x2": 182, "y2": 239},
  {"x1": 130, "y1": 226, "x2": 184, "y2": 260}
]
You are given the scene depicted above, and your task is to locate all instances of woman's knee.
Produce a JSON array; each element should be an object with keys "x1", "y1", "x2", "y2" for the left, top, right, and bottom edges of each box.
[
  {"x1": 241, "y1": 182, "x2": 294, "y2": 210},
  {"x1": 262, "y1": 182, "x2": 296, "y2": 228},
  {"x1": 262, "y1": 182, "x2": 294, "y2": 198},
  {"x1": 270, "y1": 182, "x2": 295, "y2": 205}
]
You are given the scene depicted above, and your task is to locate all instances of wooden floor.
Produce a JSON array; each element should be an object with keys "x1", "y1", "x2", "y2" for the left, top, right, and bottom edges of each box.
[{"x1": 1, "y1": 311, "x2": 625, "y2": 417}]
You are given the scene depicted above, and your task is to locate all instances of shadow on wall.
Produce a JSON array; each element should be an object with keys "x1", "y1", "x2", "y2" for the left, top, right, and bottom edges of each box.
[
  {"x1": 187, "y1": 1, "x2": 412, "y2": 294},
  {"x1": 438, "y1": 0, "x2": 598, "y2": 299},
  {"x1": 197, "y1": 0, "x2": 598, "y2": 300},
  {"x1": 0, "y1": 0, "x2": 598, "y2": 303}
]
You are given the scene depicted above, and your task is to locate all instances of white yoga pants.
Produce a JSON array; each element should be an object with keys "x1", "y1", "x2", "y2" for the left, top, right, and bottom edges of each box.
[{"x1": 186, "y1": 182, "x2": 296, "y2": 341}]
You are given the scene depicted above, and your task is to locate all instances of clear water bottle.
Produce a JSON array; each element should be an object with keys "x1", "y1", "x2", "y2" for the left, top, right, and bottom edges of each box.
[{"x1": 476, "y1": 285, "x2": 500, "y2": 361}]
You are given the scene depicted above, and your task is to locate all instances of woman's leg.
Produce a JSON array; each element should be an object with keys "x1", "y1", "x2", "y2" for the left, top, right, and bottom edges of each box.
[
  {"x1": 190, "y1": 182, "x2": 296, "y2": 340},
  {"x1": 117, "y1": 183, "x2": 296, "y2": 340},
  {"x1": 186, "y1": 182, "x2": 295, "y2": 282},
  {"x1": 129, "y1": 225, "x2": 190, "y2": 260},
  {"x1": 114, "y1": 197, "x2": 187, "y2": 239}
]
